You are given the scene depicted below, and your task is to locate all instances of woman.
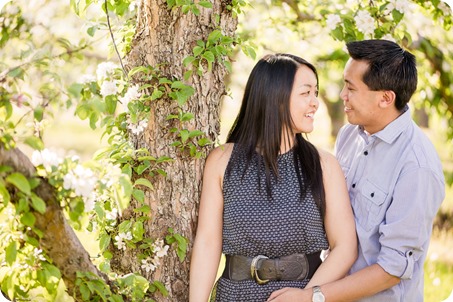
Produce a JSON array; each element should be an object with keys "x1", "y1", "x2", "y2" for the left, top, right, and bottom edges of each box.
[{"x1": 189, "y1": 53, "x2": 357, "y2": 302}]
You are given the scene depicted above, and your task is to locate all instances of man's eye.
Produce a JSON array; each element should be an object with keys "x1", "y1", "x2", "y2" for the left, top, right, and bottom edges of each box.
[{"x1": 315, "y1": 90, "x2": 319, "y2": 97}]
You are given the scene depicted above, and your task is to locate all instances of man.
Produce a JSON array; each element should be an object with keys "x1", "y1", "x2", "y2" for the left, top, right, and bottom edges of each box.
[{"x1": 268, "y1": 39, "x2": 445, "y2": 301}]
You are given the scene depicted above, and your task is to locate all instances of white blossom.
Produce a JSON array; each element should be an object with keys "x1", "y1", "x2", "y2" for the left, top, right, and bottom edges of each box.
[
  {"x1": 153, "y1": 239, "x2": 170, "y2": 258},
  {"x1": 114, "y1": 232, "x2": 132, "y2": 251},
  {"x1": 141, "y1": 258, "x2": 156, "y2": 273},
  {"x1": 106, "y1": 208, "x2": 118, "y2": 221},
  {"x1": 326, "y1": 14, "x2": 341, "y2": 30},
  {"x1": 33, "y1": 248, "x2": 46, "y2": 262},
  {"x1": 31, "y1": 149, "x2": 62, "y2": 170},
  {"x1": 96, "y1": 62, "x2": 119, "y2": 81},
  {"x1": 63, "y1": 165, "x2": 97, "y2": 198},
  {"x1": 100, "y1": 80, "x2": 118, "y2": 97},
  {"x1": 119, "y1": 85, "x2": 141, "y2": 112},
  {"x1": 102, "y1": 163, "x2": 124, "y2": 187},
  {"x1": 439, "y1": 1, "x2": 452, "y2": 15},
  {"x1": 354, "y1": 10, "x2": 375, "y2": 36},
  {"x1": 127, "y1": 119, "x2": 148, "y2": 135},
  {"x1": 78, "y1": 74, "x2": 97, "y2": 84},
  {"x1": 386, "y1": 0, "x2": 411, "y2": 14},
  {"x1": 83, "y1": 192, "x2": 96, "y2": 212}
]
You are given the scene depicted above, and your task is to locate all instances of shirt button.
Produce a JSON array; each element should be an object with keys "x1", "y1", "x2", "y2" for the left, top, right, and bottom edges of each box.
[
  {"x1": 371, "y1": 192, "x2": 375, "y2": 197},
  {"x1": 352, "y1": 184, "x2": 356, "y2": 188},
  {"x1": 364, "y1": 151, "x2": 369, "y2": 156}
]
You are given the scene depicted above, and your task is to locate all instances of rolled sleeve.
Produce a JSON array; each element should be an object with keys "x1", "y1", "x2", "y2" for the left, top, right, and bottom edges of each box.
[{"x1": 377, "y1": 168, "x2": 445, "y2": 279}]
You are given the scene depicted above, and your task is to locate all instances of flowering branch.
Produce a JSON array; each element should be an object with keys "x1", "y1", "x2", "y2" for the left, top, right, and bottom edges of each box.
[{"x1": 0, "y1": 145, "x2": 109, "y2": 299}]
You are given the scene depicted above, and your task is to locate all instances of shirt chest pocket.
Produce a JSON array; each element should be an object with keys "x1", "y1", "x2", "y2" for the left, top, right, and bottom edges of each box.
[{"x1": 356, "y1": 180, "x2": 388, "y2": 231}]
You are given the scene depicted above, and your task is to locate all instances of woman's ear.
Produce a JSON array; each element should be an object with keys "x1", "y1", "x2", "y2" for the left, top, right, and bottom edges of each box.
[{"x1": 379, "y1": 90, "x2": 396, "y2": 108}]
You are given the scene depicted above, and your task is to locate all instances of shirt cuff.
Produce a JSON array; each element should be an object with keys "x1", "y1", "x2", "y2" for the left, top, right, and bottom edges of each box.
[{"x1": 377, "y1": 247, "x2": 416, "y2": 280}]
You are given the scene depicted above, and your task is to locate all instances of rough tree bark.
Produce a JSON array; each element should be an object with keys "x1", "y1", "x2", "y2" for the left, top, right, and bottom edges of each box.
[{"x1": 110, "y1": 1, "x2": 238, "y2": 301}]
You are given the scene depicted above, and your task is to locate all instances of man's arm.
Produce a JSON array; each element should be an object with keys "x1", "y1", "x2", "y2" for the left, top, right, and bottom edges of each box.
[{"x1": 267, "y1": 264, "x2": 400, "y2": 302}]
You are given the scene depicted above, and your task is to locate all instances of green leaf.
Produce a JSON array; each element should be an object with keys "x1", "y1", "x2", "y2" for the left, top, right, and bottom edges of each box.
[
  {"x1": 193, "y1": 46, "x2": 204, "y2": 57},
  {"x1": 6, "y1": 173, "x2": 31, "y2": 195},
  {"x1": 224, "y1": 60, "x2": 232, "y2": 73},
  {"x1": 181, "y1": 112, "x2": 194, "y2": 121},
  {"x1": 87, "y1": 26, "x2": 97, "y2": 37},
  {"x1": 24, "y1": 136, "x2": 44, "y2": 151},
  {"x1": 0, "y1": 183, "x2": 10, "y2": 206},
  {"x1": 152, "y1": 280, "x2": 169, "y2": 296},
  {"x1": 134, "y1": 205, "x2": 151, "y2": 214},
  {"x1": 392, "y1": 9, "x2": 404, "y2": 23},
  {"x1": 180, "y1": 129, "x2": 190, "y2": 142},
  {"x1": 5, "y1": 241, "x2": 17, "y2": 266},
  {"x1": 68, "y1": 83, "x2": 84, "y2": 98},
  {"x1": 20, "y1": 212, "x2": 36, "y2": 227},
  {"x1": 198, "y1": 1, "x2": 212, "y2": 8},
  {"x1": 99, "y1": 233, "x2": 111, "y2": 251},
  {"x1": 31, "y1": 194, "x2": 46, "y2": 214},
  {"x1": 202, "y1": 51, "x2": 215, "y2": 63},
  {"x1": 132, "y1": 189, "x2": 145, "y2": 203},
  {"x1": 207, "y1": 30, "x2": 222, "y2": 43},
  {"x1": 189, "y1": 130, "x2": 204, "y2": 138},
  {"x1": 183, "y1": 56, "x2": 196, "y2": 67},
  {"x1": 132, "y1": 221, "x2": 144, "y2": 241},
  {"x1": 151, "y1": 89, "x2": 164, "y2": 100},
  {"x1": 34, "y1": 105, "x2": 44, "y2": 122},
  {"x1": 198, "y1": 137, "x2": 212, "y2": 146},
  {"x1": 7, "y1": 67, "x2": 25, "y2": 80},
  {"x1": 134, "y1": 178, "x2": 154, "y2": 190},
  {"x1": 118, "y1": 220, "x2": 132, "y2": 233},
  {"x1": 121, "y1": 163, "x2": 132, "y2": 178}
]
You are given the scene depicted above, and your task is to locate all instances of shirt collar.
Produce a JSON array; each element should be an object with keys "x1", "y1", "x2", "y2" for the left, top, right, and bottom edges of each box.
[{"x1": 358, "y1": 105, "x2": 411, "y2": 144}]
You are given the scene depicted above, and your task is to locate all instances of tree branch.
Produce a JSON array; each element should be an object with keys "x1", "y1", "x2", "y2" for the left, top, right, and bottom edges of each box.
[
  {"x1": 280, "y1": 0, "x2": 317, "y2": 22},
  {"x1": 0, "y1": 146, "x2": 107, "y2": 299}
]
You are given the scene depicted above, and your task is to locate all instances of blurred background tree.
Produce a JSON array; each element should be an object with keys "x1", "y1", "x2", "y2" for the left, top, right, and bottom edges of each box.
[{"x1": 0, "y1": 0, "x2": 452, "y2": 301}]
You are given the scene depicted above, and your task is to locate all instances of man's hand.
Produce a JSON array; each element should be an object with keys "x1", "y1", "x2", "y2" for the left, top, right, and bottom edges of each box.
[{"x1": 267, "y1": 287, "x2": 311, "y2": 301}]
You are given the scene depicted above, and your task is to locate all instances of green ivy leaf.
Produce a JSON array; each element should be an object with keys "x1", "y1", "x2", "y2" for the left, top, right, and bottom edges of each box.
[
  {"x1": 132, "y1": 189, "x2": 145, "y2": 203},
  {"x1": 133, "y1": 221, "x2": 144, "y2": 241},
  {"x1": 193, "y1": 46, "x2": 204, "y2": 57},
  {"x1": 0, "y1": 183, "x2": 11, "y2": 206},
  {"x1": 99, "y1": 233, "x2": 111, "y2": 251},
  {"x1": 152, "y1": 280, "x2": 169, "y2": 296},
  {"x1": 134, "y1": 178, "x2": 154, "y2": 190},
  {"x1": 5, "y1": 241, "x2": 17, "y2": 266},
  {"x1": 183, "y1": 56, "x2": 196, "y2": 67},
  {"x1": 24, "y1": 136, "x2": 44, "y2": 151},
  {"x1": 198, "y1": 1, "x2": 212, "y2": 8},
  {"x1": 31, "y1": 194, "x2": 46, "y2": 214},
  {"x1": 20, "y1": 212, "x2": 36, "y2": 227},
  {"x1": 6, "y1": 173, "x2": 31, "y2": 195}
]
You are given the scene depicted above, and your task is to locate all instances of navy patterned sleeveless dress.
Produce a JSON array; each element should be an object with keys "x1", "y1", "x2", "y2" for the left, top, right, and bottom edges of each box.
[{"x1": 212, "y1": 144, "x2": 329, "y2": 301}]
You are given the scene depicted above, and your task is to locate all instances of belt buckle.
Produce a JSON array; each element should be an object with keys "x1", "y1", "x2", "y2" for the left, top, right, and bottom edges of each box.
[{"x1": 250, "y1": 255, "x2": 269, "y2": 285}]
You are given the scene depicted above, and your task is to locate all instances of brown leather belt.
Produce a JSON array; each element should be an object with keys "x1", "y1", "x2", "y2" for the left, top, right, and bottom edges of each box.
[{"x1": 221, "y1": 251, "x2": 322, "y2": 285}]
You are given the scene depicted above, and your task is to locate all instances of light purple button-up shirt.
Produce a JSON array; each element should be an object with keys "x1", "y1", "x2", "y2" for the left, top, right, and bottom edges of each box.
[{"x1": 335, "y1": 107, "x2": 445, "y2": 301}]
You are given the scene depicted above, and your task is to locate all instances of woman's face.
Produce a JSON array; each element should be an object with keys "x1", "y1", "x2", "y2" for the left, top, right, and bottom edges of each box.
[{"x1": 289, "y1": 65, "x2": 319, "y2": 134}]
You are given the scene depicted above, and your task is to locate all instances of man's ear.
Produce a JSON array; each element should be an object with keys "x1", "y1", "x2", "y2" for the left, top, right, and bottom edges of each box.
[{"x1": 379, "y1": 90, "x2": 396, "y2": 108}]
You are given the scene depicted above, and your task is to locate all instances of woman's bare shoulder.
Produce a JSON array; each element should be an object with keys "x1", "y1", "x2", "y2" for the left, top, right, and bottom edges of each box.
[
  {"x1": 316, "y1": 147, "x2": 341, "y2": 172},
  {"x1": 205, "y1": 143, "x2": 234, "y2": 169}
]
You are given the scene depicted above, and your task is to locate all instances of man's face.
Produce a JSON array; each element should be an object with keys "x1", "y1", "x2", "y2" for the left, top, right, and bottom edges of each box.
[{"x1": 340, "y1": 58, "x2": 385, "y2": 134}]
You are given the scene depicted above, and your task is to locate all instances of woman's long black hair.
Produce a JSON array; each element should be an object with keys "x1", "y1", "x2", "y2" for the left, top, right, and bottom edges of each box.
[{"x1": 226, "y1": 53, "x2": 325, "y2": 217}]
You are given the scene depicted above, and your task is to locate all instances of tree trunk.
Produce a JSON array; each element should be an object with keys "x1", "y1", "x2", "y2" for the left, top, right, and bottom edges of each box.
[{"x1": 111, "y1": 1, "x2": 237, "y2": 301}]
